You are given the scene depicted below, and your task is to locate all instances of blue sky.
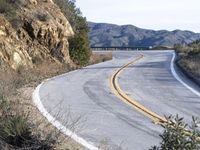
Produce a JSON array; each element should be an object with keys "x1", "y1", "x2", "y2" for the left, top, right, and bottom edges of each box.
[{"x1": 76, "y1": 0, "x2": 200, "y2": 32}]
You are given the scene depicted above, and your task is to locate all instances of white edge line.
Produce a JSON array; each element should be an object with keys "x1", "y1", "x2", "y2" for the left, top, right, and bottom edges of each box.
[
  {"x1": 32, "y1": 83, "x2": 99, "y2": 150},
  {"x1": 171, "y1": 51, "x2": 200, "y2": 97},
  {"x1": 32, "y1": 53, "x2": 114, "y2": 150}
]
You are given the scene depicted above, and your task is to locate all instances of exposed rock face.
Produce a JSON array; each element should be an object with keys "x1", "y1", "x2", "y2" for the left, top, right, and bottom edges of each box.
[
  {"x1": 0, "y1": 0, "x2": 74, "y2": 69},
  {"x1": 0, "y1": 16, "x2": 32, "y2": 69}
]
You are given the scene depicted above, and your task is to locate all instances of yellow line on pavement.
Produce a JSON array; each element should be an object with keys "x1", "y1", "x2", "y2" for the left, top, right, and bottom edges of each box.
[
  {"x1": 110, "y1": 54, "x2": 200, "y2": 141},
  {"x1": 110, "y1": 54, "x2": 167, "y2": 124}
]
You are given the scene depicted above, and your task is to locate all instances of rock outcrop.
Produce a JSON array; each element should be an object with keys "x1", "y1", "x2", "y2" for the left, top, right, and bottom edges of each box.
[
  {"x1": 0, "y1": 0, "x2": 74, "y2": 69},
  {"x1": 0, "y1": 16, "x2": 32, "y2": 69}
]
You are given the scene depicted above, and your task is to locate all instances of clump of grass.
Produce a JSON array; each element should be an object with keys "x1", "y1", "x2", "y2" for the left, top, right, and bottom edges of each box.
[
  {"x1": 0, "y1": 112, "x2": 31, "y2": 147},
  {"x1": 0, "y1": 94, "x2": 54, "y2": 149}
]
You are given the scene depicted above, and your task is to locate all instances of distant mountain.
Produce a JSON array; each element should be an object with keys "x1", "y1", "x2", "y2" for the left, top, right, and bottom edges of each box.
[{"x1": 88, "y1": 22, "x2": 200, "y2": 47}]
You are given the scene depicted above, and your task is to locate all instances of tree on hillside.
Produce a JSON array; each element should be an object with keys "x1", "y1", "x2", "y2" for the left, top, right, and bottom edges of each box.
[{"x1": 54, "y1": 0, "x2": 91, "y2": 65}]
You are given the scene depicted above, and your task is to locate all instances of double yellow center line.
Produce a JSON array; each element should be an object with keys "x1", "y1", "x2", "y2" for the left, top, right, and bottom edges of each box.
[
  {"x1": 109, "y1": 54, "x2": 200, "y2": 141},
  {"x1": 110, "y1": 54, "x2": 167, "y2": 124}
]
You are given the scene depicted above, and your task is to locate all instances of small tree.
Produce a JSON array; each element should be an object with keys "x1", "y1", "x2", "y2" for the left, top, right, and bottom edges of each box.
[
  {"x1": 69, "y1": 33, "x2": 90, "y2": 65},
  {"x1": 150, "y1": 115, "x2": 200, "y2": 150},
  {"x1": 53, "y1": 0, "x2": 91, "y2": 66},
  {"x1": 69, "y1": 15, "x2": 91, "y2": 65}
]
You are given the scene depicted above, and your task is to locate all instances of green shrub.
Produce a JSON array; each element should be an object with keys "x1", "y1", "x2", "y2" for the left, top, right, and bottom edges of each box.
[
  {"x1": 53, "y1": 0, "x2": 81, "y2": 32},
  {"x1": 54, "y1": 0, "x2": 91, "y2": 66},
  {"x1": 69, "y1": 34, "x2": 90, "y2": 65},
  {"x1": 69, "y1": 16, "x2": 91, "y2": 65},
  {"x1": 0, "y1": 0, "x2": 17, "y2": 20},
  {"x1": 150, "y1": 115, "x2": 200, "y2": 150},
  {"x1": 0, "y1": 0, "x2": 10, "y2": 13},
  {"x1": 0, "y1": 113, "x2": 32, "y2": 147},
  {"x1": 175, "y1": 41, "x2": 200, "y2": 56}
]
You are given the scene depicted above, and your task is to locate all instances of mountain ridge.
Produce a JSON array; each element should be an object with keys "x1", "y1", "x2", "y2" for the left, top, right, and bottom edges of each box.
[{"x1": 88, "y1": 22, "x2": 200, "y2": 47}]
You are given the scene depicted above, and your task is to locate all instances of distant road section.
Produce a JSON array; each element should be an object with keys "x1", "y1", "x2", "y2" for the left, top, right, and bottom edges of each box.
[{"x1": 34, "y1": 51, "x2": 200, "y2": 150}]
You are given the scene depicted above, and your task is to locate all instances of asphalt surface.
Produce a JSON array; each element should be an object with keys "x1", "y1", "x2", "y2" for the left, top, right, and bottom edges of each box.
[{"x1": 38, "y1": 51, "x2": 200, "y2": 150}]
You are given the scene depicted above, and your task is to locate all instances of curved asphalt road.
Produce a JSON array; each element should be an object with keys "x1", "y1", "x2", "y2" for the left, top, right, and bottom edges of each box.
[{"x1": 37, "y1": 51, "x2": 200, "y2": 150}]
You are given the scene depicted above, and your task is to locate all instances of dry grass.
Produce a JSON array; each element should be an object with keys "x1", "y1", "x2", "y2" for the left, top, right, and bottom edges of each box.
[
  {"x1": 0, "y1": 62, "x2": 77, "y2": 92},
  {"x1": 177, "y1": 53, "x2": 200, "y2": 84},
  {"x1": 17, "y1": 87, "x2": 84, "y2": 150},
  {"x1": 0, "y1": 53, "x2": 113, "y2": 149},
  {"x1": 0, "y1": 61, "x2": 83, "y2": 149},
  {"x1": 0, "y1": 86, "x2": 84, "y2": 150},
  {"x1": 179, "y1": 54, "x2": 200, "y2": 78},
  {"x1": 89, "y1": 51, "x2": 113, "y2": 65},
  {"x1": 175, "y1": 41, "x2": 200, "y2": 84}
]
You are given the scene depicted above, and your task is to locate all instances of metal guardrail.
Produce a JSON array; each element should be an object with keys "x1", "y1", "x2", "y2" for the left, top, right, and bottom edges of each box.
[{"x1": 91, "y1": 46, "x2": 151, "y2": 51}]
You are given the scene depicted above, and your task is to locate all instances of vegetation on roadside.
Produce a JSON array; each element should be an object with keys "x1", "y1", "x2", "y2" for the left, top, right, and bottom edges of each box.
[
  {"x1": 0, "y1": 52, "x2": 112, "y2": 149},
  {"x1": 175, "y1": 40, "x2": 200, "y2": 55},
  {"x1": 0, "y1": 0, "x2": 112, "y2": 149},
  {"x1": 54, "y1": 0, "x2": 91, "y2": 66},
  {"x1": 0, "y1": 63, "x2": 76, "y2": 149},
  {"x1": 0, "y1": 96, "x2": 53, "y2": 149},
  {"x1": 150, "y1": 115, "x2": 200, "y2": 150},
  {"x1": 174, "y1": 40, "x2": 200, "y2": 83},
  {"x1": 89, "y1": 52, "x2": 112, "y2": 65}
]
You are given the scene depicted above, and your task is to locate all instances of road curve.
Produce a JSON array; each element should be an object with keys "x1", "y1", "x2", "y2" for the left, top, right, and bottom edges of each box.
[{"x1": 34, "y1": 50, "x2": 200, "y2": 150}]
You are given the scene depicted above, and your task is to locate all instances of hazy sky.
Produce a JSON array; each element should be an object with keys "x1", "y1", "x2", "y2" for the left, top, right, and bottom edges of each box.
[{"x1": 76, "y1": 0, "x2": 200, "y2": 32}]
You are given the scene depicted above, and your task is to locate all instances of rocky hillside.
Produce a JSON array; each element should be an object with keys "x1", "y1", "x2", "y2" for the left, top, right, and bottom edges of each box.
[
  {"x1": 0, "y1": 0, "x2": 74, "y2": 70},
  {"x1": 89, "y1": 22, "x2": 200, "y2": 47}
]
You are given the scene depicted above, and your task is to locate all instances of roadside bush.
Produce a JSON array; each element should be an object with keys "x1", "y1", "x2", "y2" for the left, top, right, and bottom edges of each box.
[
  {"x1": 53, "y1": 0, "x2": 81, "y2": 32},
  {"x1": 150, "y1": 115, "x2": 200, "y2": 150},
  {"x1": 175, "y1": 41, "x2": 200, "y2": 56},
  {"x1": 69, "y1": 32, "x2": 91, "y2": 65},
  {"x1": 54, "y1": 0, "x2": 91, "y2": 66},
  {"x1": 69, "y1": 17, "x2": 91, "y2": 65},
  {"x1": 174, "y1": 41, "x2": 200, "y2": 81}
]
